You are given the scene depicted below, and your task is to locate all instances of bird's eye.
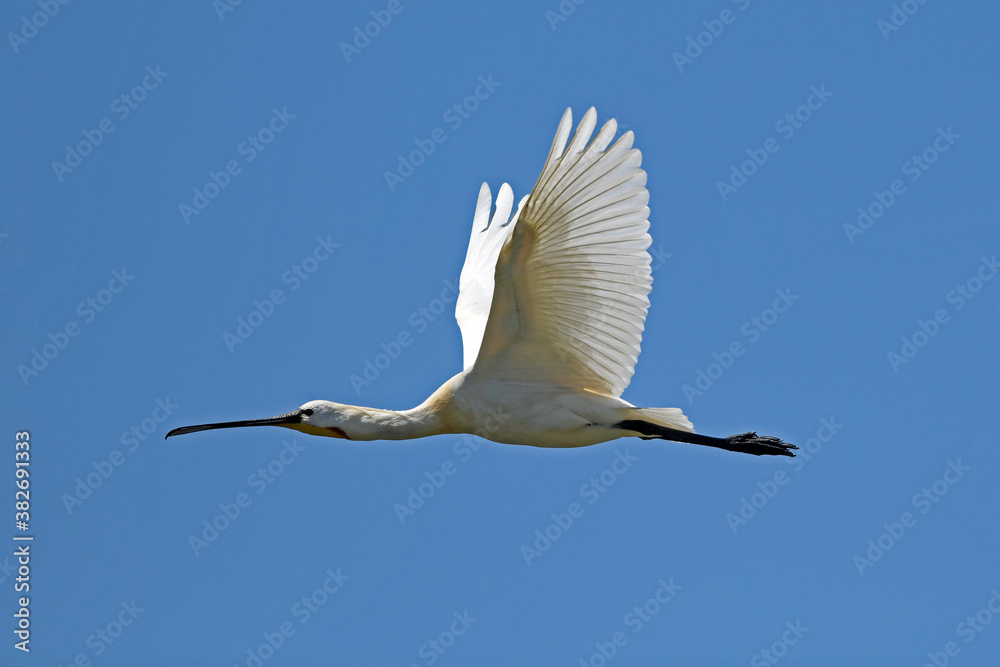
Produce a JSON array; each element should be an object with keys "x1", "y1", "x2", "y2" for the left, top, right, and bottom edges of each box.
[{"x1": 302, "y1": 409, "x2": 314, "y2": 417}]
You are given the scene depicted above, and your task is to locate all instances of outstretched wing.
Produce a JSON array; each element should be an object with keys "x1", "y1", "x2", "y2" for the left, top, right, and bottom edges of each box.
[
  {"x1": 454, "y1": 182, "x2": 528, "y2": 369},
  {"x1": 473, "y1": 107, "x2": 653, "y2": 398}
]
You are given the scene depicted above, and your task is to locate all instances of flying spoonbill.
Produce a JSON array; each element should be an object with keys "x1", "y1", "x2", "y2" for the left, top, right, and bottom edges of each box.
[{"x1": 166, "y1": 108, "x2": 796, "y2": 457}]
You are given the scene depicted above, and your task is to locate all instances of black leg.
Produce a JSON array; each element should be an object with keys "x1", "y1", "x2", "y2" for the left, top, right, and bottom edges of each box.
[{"x1": 615, "y1": 420, "x2": 797, "y2": 457}]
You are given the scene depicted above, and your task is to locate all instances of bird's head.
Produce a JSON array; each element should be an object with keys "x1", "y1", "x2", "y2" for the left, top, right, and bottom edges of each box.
[
  {"x1": 292, "y1": 400, "x2": 354, "y2": 438},
  {"x1": 164, "y1": 400, "x2": 354, "y2": 440}
]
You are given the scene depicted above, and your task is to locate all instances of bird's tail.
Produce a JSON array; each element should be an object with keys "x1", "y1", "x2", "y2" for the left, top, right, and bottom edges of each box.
[{"x1": 624, "y1": 407, "x2": 695, "y2": 434}]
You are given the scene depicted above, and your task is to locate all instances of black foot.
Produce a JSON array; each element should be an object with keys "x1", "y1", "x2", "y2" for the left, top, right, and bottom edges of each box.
[{"x1": 725, "y1": 432, "x2": 798, "y2": 457}]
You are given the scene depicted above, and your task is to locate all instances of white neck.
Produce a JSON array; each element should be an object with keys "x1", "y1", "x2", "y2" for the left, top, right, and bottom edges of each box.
[
  {"x1": 328, "y1": 372, "x2": 464, "y2": 441},
  {"x1": 342, "y1": 405, "x2": 446, "y2": 441}
]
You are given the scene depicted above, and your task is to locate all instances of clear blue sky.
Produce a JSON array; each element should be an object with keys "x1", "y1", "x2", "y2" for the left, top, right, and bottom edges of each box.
[{"x1": 2, "y1": 1, "x2": 999, "y2": 665}]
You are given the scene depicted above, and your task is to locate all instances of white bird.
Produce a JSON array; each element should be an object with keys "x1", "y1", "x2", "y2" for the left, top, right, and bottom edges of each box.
[{"x1": 166, "y1": 108, "x2": 795, "y2": 457}]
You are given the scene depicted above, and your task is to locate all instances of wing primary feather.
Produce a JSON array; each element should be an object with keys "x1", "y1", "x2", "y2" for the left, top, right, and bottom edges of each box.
[{"x1": 468, "y1": 108, "x2": 655, "y2": 397}]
